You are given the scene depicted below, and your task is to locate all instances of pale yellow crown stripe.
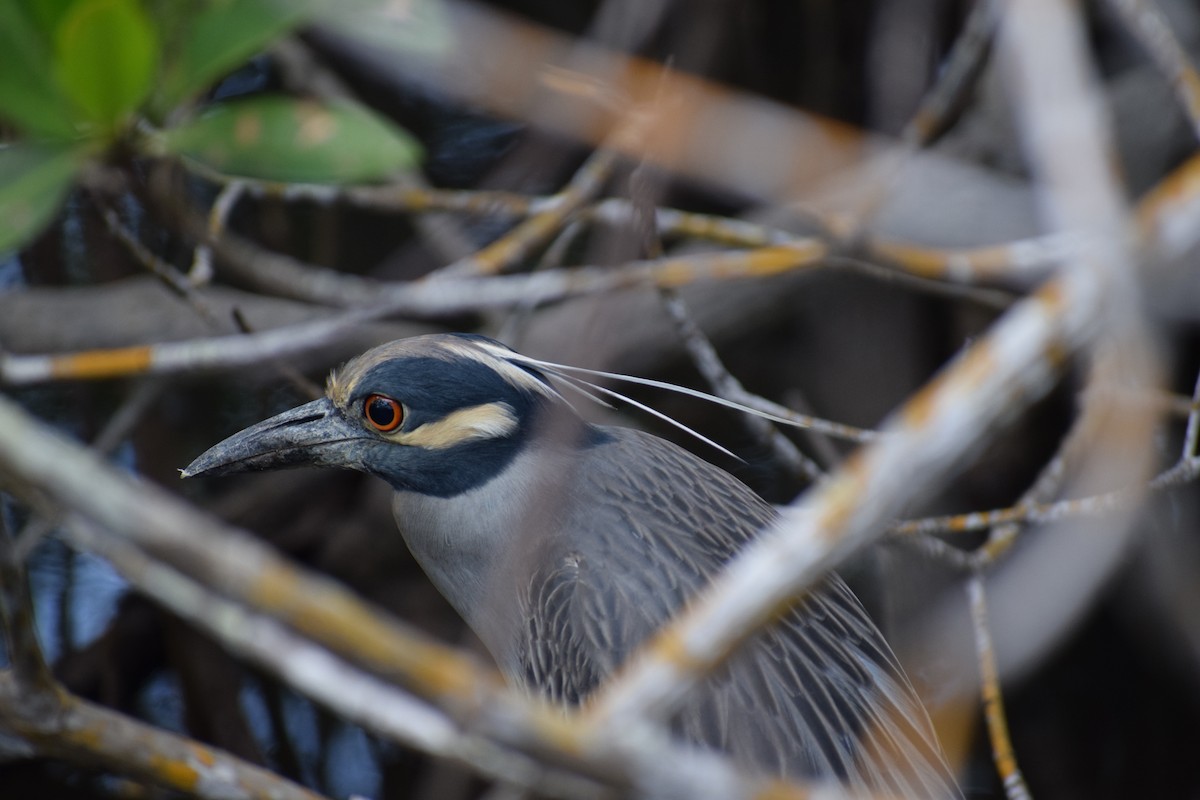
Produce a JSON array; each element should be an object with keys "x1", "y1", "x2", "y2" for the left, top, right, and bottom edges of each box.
[{"x1": 393, "y1": 402, "x2": 519, "y2": 449}]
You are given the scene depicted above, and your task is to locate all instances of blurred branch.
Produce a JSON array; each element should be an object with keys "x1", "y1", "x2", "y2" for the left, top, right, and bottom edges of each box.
[
  {"x1": 902, "y1": 0, "x2": 1001, "y2": 148},
  {"x1": 1106, "y1": 0, "x2": 1200, "y2": 142},
  {"x1": 0, "y1": 670, "x2": 331, "y2": 800},
  {"x1": 1136, "y1": 149, "x2": 1200, "y2": 259},
  {"x1": 322, "y1": 0, "x2": 1036, "y2": 236},
  {"x1": 213, "y1": 169, "x2": 1063, "y2": 287},
  {"x1": 0, "y1": 309, "x2": 376, "y2": 385},
  {"x1": 181, "y1": 136, "x2": 1200, "y2": 303},
  {"x1": 55, "y1": 515, "x2": 603, "y2": 800},
  {"x1": 188, "y1": 180, "x2": 245, "y2": 285},
  {"x1": 0, "y1": 514, "x2": 54, "y2": 691},
  {"x1": 207, "y1": 219, "x2": 828, "y2": 309},
  {"x1": 97, "y1": 198, "x2": 225, "y2": 326},
  {"x1": 584, "y1": 265, "x2": 1103, "y2": 731},
  {"x1": 659, "y1": 290, "x2": 825, "y2": 481},
  {"x1": 581, "y1": 0, "x2": 1158, "y2": 740},
  {"x1": 967, "y1": 575, "x2": 1031, "y2": 800},
  {"x1": 432, "y1": 146, "x2": 621, "y2": 278},
  {"x1": 846, "y1": 0, "x2": 1001, "y2": 236}
]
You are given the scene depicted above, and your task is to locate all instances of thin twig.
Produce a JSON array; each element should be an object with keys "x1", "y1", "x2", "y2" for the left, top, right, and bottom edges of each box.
[
  {"x1": 659, "y1": 290, "x2": 824, "y2": 481},
  {"x1": 206, "y1": 219, "x2": 829, "y2": 309},
  {"x1": 0, "y1": 515, "x2": 54, "y2": 691},
  {"x1": 902, "y1": 0, "x2": 1001, "y2": 148},
  {"x1": 824, "y1": 254, "x2": 1016, "y2": 311},
  {"x1": 271, "y1": 36, "x2": 480, "y2": 263},
  {"x1": 431, "y1": 147, "x2": 622, "y2": 278},
  {"x1": 1181, "y1": 366, "x2": 1200, "y2": 460},
  {"x1": 495, "y1": 218, "x2": 589, "y2": 345},
  {"x1": 98, "y1": 201, "x2": 223, "y2": 326},
  {"x1": 197, "y1": 170, "x2": 1066, "y2": 289},
  {"x1": 845, "y1": 0, "x2": 1001, "y2": 234},
  {"x1": 189, "y1": 180, "x2": 245, "y2": 285},
  {"x1": 967, "y1": 575, "x2": 1032, "y2": 800},
  {"x1": 1105, "y1": 0, "x2": 1200, "y2": 142}
]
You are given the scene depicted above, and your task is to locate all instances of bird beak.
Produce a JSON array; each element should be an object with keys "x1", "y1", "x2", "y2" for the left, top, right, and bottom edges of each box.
[{"x1": 182, "y1": 397, "x2": 366, "y2": 478}]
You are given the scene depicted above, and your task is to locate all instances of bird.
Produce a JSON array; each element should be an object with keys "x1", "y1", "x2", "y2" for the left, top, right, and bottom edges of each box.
[{"x1": 184, "y1": 333, "x2": 960, "y2": 797}]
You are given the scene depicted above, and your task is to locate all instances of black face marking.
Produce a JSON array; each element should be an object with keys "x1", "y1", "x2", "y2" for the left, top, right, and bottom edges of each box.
[
  {"x1": 356, "y1": 356, "x2": 536, "y2": 422},
  {"x1": 346, "y1": 354, "x2": 558, "y2": 497}
]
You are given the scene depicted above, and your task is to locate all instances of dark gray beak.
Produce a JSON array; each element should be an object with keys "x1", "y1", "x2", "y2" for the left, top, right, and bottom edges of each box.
[{"x1": 182, "y1": 397, "x2": 368, "y2": 478}]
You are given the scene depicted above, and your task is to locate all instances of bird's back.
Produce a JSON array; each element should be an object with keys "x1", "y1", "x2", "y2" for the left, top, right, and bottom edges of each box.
[{"x1": 512, "y1": 426, "x2": 959, "y2": 796}]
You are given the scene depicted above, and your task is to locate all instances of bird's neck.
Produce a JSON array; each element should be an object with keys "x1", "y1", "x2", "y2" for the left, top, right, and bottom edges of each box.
[{"x1": 389, "y1": 438, "x2": 575, "y2": 666}]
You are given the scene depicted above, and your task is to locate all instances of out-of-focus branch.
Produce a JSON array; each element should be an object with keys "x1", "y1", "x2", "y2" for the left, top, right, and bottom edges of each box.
[
  {"x1": 582, "y1": 267, "x2": 1097, "y2": 732},
  {"x1": 659, "y1": 290, "x2": 824, "y2": 481},
  {"x1": 209, "y1": 171, "x2": 1065, "y2": 287},
  {"x1": 846, "y1": 0, "x2": 1001, "y2": 236},
  {"x1": 902, "y1": 0, "x2": 1001, "y2": 148},
  {"x1": 0, "y1": 670, "x2": 332, "y2": 800},
  {"x1": 320, "y1": 0, "x2": 1041, "y2": 248},
  {"x1": 98, "y1": 200, "x2": 223, "y2": 324},
  {"x1": 56, "y1": 515, "x2": 605, "y2": 800},
  {"x1": 206, "y1": 215, "x2": 828, "y2": 309},
  {"x1": 0, "y1": 310, "x2": 377, "y2": 385},
  {"x1": 1105, "y1": 0, "x2": 1200, "y2": 142},
  {"x1": 432, "y1": 146, "x2": 621, "y2": 278},
  {"x1": 0, "y1": 517, "x2": 54, "y2": 691},
  {"x1": 581, "y1": 0, "x2": 1160, "y2": 737},
  {"x1": 966, "y1": 576, "x2": 1031, "y2": 800},
  {"x1": 188, "y1": 180, "x2": 244, "y2": 285}
]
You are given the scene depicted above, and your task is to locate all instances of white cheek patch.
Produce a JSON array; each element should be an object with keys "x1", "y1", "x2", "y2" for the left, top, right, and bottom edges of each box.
[{"x1": 396, "y1": 402, "x2": 519, "y2": 449}]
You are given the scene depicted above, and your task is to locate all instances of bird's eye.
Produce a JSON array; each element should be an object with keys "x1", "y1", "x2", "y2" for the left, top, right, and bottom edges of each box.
[{"x1": 364, "y1": 394, "x2": 403, "y2": 432}]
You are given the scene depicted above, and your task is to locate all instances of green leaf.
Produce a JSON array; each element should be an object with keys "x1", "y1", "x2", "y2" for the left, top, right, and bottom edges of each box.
[
  {"x1": 0, "y1": 143, "x2": 86, "y2": 252},
  {"x1": 161, "y1": 96, "x2": 423, "y2": 183},
  {"x1": 156, "y1": 0, "x2": 311, "y2": 113},
  {"x1": 23, "y1": 0, "x2": 76, "y2": 39},
  {"x1": 55, "y1": 0, "x2": 160, "y2": 129},
  {"x1": 0, "y1": 3, "x2": 78, "y2": 136}
]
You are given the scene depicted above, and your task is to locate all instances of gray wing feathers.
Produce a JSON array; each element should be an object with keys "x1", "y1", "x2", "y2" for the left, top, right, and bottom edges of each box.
[{"x1": 515, "y1": 427, "x2": 959, "y2": 797}]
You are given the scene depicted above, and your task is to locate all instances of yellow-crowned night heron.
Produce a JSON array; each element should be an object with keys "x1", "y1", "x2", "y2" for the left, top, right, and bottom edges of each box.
[{"x1": 184, "y1": 334, "x2": 959, "y2": 796}]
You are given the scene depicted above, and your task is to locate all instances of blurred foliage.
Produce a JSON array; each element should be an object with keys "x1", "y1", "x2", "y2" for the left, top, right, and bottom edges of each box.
[{"x1": 0, "y1": 0, "x2": 423, "y2": 252}]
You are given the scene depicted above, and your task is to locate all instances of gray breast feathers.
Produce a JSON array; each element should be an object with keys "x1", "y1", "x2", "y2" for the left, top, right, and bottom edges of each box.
[{"x1": 512, "y1": 426, "x2": 958, "y2": 796}]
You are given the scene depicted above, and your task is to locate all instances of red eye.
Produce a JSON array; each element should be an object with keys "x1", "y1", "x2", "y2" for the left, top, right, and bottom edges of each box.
[{"x1": 364, "y1": 394, "x2": 403, "y2": 432}]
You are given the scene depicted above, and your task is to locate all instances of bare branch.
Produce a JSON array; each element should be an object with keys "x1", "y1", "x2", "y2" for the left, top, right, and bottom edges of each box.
[
  {"x1": 1106, "y1": 0, "x2": 1200, "y2": 142},
  {"x1": 966, "y1": 576, "x2": 1031, "y2": 800},
  {"x1": 0, "y1": 670, "x2": 332, "y2": 800}
]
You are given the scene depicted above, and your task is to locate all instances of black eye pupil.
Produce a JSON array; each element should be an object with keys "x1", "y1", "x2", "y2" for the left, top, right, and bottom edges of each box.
[{"x1": 367, "y1": 397, "x2": 398, "y2": 428}]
